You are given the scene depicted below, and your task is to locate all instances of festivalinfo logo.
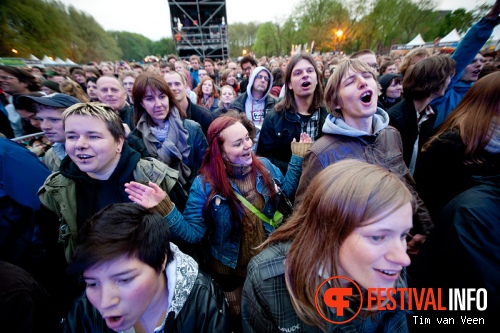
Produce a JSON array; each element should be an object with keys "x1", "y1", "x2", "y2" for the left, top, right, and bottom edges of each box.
[{"x1": 315, "y1": 276, "x2": 488, "y2": 325}]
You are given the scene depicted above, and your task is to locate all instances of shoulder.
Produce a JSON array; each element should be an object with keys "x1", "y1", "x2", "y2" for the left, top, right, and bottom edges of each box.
[
  {"x1": 183, "y1": 118, "x2": 202, "y2": 131},
  {"x1": 135, "y1": 157, "x2": 179, "y2": 183},
  {"x1": 247, "y1": 242, "x2": 290, "y2": 281}
]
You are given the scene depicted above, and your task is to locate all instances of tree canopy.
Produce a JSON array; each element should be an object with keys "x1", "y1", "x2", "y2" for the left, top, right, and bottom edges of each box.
[
  {"x1": 0, "y1": 0, "x2": 486, "y2": 62},
  {"x1": 0, "y1": 0, "x2": 176, "y2": 63}
]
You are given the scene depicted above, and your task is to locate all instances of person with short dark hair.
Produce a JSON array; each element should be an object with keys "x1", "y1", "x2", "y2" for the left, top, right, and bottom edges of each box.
[
  {"x1": 239, "y1": 56, "x2": 258, "y2": 92},
  {"x1": 0, "y1": 65, "x2": 42, "y2": 137},
  {"x1": 17, "y1": 93, "x2": 80, "y2": 172},
  {"x1": 64, "y1": 203, "x2": 229, "y2": 333},
  {"x1": 388, "y1": 56, "x2": 456, "y2": 173}
]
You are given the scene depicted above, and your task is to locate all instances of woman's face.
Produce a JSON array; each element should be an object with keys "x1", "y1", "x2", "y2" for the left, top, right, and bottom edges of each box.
[
  {"x1": 385, "y1": 79, "x2": 402, "y2": 99},
  {"x1": 226, "y1": 71, "x2": 236, "y2": 85},
  {"x1": 140, "y1": 87, "x2": 169, "y2": 126},
  {"x1": 337, "y1": 202, "x2": 412, "y2": 294},
  {"x1": 221, "y1": 122, "x2": 253, "y2": 165},
  {"x1": 84, "y1": 255, "x2": 166, "y2": 332},
  {"x1": 202, "y1": 80, "x2": 213, "y2": 96},
  {"x1": 323, "y1": 69, "x2": 331, "y2": 79},
  {"x1": 220, "y1": 87, "x2": 235, "y2": 105}
]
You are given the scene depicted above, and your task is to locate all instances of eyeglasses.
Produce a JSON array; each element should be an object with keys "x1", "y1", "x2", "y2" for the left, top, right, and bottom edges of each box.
[
  {"x1": 243, "y1": 66, "x2": 253, "y2": 72},
  {"x1": 255, "y1": 74, "x2": 270, "y2": 82},
  {"x1": 0, "y1": 75, "x2": 16, "y2": 80}
]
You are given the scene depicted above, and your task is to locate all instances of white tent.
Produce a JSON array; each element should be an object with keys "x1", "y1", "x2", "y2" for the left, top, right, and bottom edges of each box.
[
  {"x1": 41, "y1": 55, "x2": 56, "y2": 65},
  {"x1": 406, "y1": 34, "x2": 425, "y2": 46},
  {"x1": 54, "y1": 57, "x2": 66, "y2": 65},
  {"x1": 29, "y1": 54, "x2": 40, "y2": 60},
  {"x1": 440, "y1": 29, "x2": 461, "y2": 43},
  {"x1": 65, "y1": 58, "x2": 77, "y2": 65}
]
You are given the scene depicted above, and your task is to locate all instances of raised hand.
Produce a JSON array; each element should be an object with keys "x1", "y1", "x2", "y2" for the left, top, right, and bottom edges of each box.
[{"x1": 124, "y1": 181, "x2": 167, "y2": 208}]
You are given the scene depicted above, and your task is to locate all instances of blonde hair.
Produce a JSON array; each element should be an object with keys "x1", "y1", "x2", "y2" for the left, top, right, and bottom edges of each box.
[{"x1": 59, "y1": 79, "x2": 90, "y2": 103}]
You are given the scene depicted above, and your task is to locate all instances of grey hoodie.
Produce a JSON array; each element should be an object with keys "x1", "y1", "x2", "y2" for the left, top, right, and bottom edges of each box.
[
  {"x1": 322, "y1": 107, "x2": 390, "y2": 137},
  {"x1": 244, "y1": 66, "x2": 273, "y2": 127}
]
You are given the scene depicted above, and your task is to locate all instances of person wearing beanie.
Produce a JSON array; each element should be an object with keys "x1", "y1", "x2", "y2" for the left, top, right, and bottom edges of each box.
[
  {"x1": 41, "y1": 80, "x2": 61, "y2": 94},
  {"x1": 16, "y1": 93, "x2": 80, "y2": 172},
  {"x1": 377, "y1": 73, "x2": 402, "y2": 110}
]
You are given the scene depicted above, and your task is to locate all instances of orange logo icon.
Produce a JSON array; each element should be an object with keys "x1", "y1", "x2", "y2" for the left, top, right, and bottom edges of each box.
[{"x1": 315, "y1": 276, "x2": 363, "y2": 324}]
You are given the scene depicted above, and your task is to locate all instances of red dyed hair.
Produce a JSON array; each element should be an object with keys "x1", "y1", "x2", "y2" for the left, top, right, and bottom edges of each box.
[
  {"x1": 195, "y1": 77, "x2": 219, "y2": 105},
  {"x1": 199, "y1": 116, "x2": 278, "y2": 227}
]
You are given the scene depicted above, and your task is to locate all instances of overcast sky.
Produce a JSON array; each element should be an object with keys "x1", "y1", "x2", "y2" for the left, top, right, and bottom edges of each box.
[{"x1": 59, "y1": 0, "x2": 496, "y2": 41}]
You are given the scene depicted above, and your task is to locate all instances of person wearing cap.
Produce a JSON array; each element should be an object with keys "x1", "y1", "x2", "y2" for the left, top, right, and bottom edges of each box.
[
  {"x1": 377, "y1": 73, "x2": 402, "y2": 111},
  {"x1": 17, "y1": 93, "x2": 80, "y2": 172},
  {"x1": 41, "y1": 80, "x2": 61, "y2": 95}
]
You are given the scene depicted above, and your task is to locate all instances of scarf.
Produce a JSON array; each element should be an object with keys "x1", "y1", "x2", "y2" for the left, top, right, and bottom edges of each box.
[
  {"x1": 137, "y1": 108, "x2": 191, "y2": 188},
  {"x1": 203, "y1": 95, "x2": 215, "y2": 111}
]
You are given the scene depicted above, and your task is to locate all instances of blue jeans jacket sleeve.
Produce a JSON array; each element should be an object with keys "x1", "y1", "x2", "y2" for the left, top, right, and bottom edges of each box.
[
  {"x1": 432, "y1": 16, "x2": 498, "y2": 127},
  {"x1": 165, "y1": 176, "x2": 208, "y2": 244},
  {"x1": 261, "y1": 155, "x2": 303, "y2": 198}
]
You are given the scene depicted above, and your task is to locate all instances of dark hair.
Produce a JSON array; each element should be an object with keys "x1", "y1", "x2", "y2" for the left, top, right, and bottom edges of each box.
[
  {"x1": 275, "y1": 53, "x2": 324, "y2": 114},
  {"x1": 239, "y1": 55, "x2": 257, "y2": 67},
  {"x1": 69, "y1": 203, "x2": 173, "y2": 275},
  {"x1": 13, "y1": 92, "x2": 45, "y2": 111},
  {"x1": 86, "y1": 76, "x2": 98, "y2": 85},
  {"x1": 403, "y1": 55, "x2": 455, "y2": 100},
  {"x1": 132, "y1": 72, "x2": 185, "y2": 126},
  {"x1": 0, "y1": 65, "x2": 41, "y2": 92},
  {"x1": 379, "y1": 61, "x2": 395, "y2": 75},
  {"x1": 271, "y1": 68, "x2": 284, "y2": 87}
]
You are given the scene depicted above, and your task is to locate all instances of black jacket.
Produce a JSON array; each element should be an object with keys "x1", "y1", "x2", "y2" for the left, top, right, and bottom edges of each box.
[
  {"x1": 387, "y1": 98, "x2": 437, "y2": 168},
  {"x1": 186, "y1": 99, "x2": 213, "y2": 136},
  {"x1": 64, "y1": 246, "x2": 229, "y2": 333},
  {"x1": 257, "y1": 106, "x2": 328, "y2": 174}
]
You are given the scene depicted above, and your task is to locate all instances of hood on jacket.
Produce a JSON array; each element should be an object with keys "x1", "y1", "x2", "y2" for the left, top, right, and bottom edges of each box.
[
  {"x1": 247, "y1": 66, "x2": 273, "y2": 101},
  {"x1": 322, "y1": 107, "x2": 390, "y2": 137},
  {"x1": 378, "y1": 73, "x2": 401, "y2": 96},
  {"x1": 165, "y1": 243, "x2": 199, "y2": 320}
]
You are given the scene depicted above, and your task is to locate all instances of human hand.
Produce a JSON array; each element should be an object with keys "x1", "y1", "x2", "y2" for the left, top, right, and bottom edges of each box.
[
  {"x1": 407, "y1": 233, "x2": 427, "y2": 256},
  {"x1": 290, "y1": 132, "x2": 313, "y2": 157},
  {"x1": 124, "y1": 181, "x2": 167, "y2": 208},
  {"x1": 123, "y1": 123, "x2": 131, "y2": 138}
]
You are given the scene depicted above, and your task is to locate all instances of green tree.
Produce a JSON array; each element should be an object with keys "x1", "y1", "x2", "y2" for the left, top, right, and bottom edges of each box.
[
  {"x1": 111, "y1": 31, "x2": 152, "y2": 61},
  {"x1": 253, "y1": 22, "x2": 280, "y2": 56},
  {"x1": 151, "y1": 38, "x2": 178, "y2": 60}
]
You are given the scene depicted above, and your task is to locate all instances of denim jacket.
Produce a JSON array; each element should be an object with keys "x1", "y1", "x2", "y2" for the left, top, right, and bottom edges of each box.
[{"x1": 165, "y1": 155, "x2": 303, "y2": 269}]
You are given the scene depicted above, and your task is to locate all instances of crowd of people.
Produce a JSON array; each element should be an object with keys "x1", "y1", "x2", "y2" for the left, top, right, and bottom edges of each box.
[{"x1": 1, "y1": 1, "x2": 500, "y2": 332}]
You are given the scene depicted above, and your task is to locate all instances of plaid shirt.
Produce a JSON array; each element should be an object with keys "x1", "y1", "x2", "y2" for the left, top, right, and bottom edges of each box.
[{"x1": 242, "y1": 242, "x2": 410, "y2": 333}]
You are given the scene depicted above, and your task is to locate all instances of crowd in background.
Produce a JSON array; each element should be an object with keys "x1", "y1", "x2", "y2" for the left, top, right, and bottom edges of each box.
[{"x1": 1, "y1": 1, "x2": 500, "y2": 332}]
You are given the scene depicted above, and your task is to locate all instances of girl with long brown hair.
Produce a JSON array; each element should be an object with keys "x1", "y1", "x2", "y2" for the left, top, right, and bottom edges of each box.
[
  {"x1": 242, "y1": 159, "x2": 415, "y2": 332},
  {"x1": 415, "y1": 71, "x2": 500, "y2": 220}
]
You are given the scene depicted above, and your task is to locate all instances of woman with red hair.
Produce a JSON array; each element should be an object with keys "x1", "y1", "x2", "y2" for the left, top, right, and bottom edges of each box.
[
  {"x1": 124, "y1": 115, "x2": 311, "y2": 330},
  {"x1": 195, "y1": 76, "x2": 220, "y2": 113}
]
